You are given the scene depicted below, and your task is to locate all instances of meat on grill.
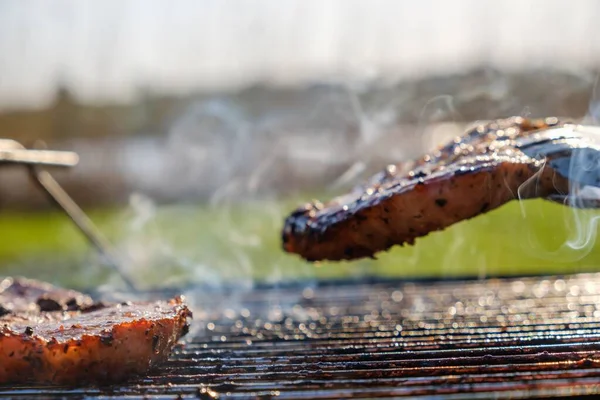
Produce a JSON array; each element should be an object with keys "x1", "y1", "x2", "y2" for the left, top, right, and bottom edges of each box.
[
  {"x1": 0, "y1": 277, "x2": 191, "y2": 385},
  {"x1": 282, "y1": 117, "x2": 600, "y2": 262},
  {"x1": 0, "y1": 276, "x2": 95, "y2": 315}
]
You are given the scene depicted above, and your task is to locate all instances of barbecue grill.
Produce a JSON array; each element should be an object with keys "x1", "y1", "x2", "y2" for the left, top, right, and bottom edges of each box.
[
  {"x1": 3, "y1": 141, "x2": 600, "y2": 399},
  {"x1": 2, "y1": 274, "x2": 600, "y2": 399}
]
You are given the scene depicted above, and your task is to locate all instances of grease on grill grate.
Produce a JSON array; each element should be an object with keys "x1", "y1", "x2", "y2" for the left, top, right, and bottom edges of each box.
[{"x1": 5, "y1": 273, "x2": 600, "y2": 399}]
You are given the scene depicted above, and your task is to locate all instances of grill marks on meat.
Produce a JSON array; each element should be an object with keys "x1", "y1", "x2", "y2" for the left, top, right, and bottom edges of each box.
[
  {"x1": 0, "y1": 277, "x2": 191, "y2": 385},
  {"x1": 282, "y1": 117, "x2": 600, "y2": 262}
]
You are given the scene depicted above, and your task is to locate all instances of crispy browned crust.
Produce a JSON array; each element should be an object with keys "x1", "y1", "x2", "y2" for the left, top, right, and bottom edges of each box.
[
  {"x1": 0, "y1": 277, "x2": 94, "y2": 314},
  {"x1": 0, "y1": 278, "x2": 192, "y2": 385},
  {"x1": 282, "y1": 116, "x2": 600, "y2": 262}
]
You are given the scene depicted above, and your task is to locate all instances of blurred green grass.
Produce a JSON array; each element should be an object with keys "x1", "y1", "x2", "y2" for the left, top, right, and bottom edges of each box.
[{"x1": 1, "y1": 197, "x2": 600, "y2": 289}]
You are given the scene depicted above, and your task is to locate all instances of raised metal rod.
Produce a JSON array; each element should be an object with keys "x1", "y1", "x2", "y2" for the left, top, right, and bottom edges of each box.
[
  {"x1": 0, "y1": 148, "x2": 79, "y2": 167},
  {"x1": 27, "y1": 166, "x2": 138, "y2": 291},
  {"x1": 0, "y1": 139, "x2": 137, "y2": 291},
  {"x1": 0, "y1": 139, "x2": 79, "y2": 167}
]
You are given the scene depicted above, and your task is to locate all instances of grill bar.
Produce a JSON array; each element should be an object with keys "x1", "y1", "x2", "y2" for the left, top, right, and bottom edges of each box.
[{"x1": 4, "y1": 273, "x2": 600, "y2": 398}]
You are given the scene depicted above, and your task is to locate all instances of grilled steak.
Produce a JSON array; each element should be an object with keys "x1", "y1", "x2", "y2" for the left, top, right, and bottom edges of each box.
[
  {"x1": 282, "y1": 117, "x2": 600, "y2": 261},
  {"x1": 0, "y1": 277, "x2": 191, "y2": 385}
]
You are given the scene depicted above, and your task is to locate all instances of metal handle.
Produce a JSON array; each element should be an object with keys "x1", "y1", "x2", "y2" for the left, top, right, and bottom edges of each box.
[
  {"x1": 0, "y1": 139, "x2": 79, "y2": 167},
  {"x1": 0, "y1": 139, "x2": 137, "y2": 291},
  {"x1": 0, "y1": 148, "x2": 79, "y2": 167},
  {"x1": 28, "y1": 166, "x2": 137, "y2": 291}
]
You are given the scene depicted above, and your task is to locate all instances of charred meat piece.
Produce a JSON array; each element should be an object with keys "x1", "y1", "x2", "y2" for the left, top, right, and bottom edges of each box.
[
  {"x1": 0, "y1": 277, "x2": 191, "y2": 385},
  {"x1": 282, "y1": 117, "x2": 600, "y2": 262},
  {"x1": 0, "y1": 276, "x2": 94, "y2": 314}
]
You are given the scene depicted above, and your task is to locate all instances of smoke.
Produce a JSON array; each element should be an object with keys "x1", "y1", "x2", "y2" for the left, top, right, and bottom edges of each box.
[
  {"x1": 583, "y1": 73, "x2": 600, "y2": 125},
  {"x1": 164, "y1": 99, "x2": 254, "y2": 200},
  {"x1": 86, "y1": 70, "x2": 600, "y2": 309},
  {"x1": 516, "y1": 78, "x2": 600, "y2": 264},
  {"x1": 89, "y1": 81, "x2": 457, "y2": 323},
  {"x1": 92, "y1": 93, "x2": 354, "y2": 314},
  {"x1": 327, "y1": 84, "x2": 459, "y2": 191},
  {"x1": 559, "y1": 123, "x2": 600, "y2": 256},
  {"x1": 417, "y1": 94, "x2": 466, "y2": 153}
]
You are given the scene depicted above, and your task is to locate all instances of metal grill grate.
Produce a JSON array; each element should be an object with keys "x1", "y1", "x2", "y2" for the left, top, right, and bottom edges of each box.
[{"x1": 5, "y1": 273, "x2": 600, "y2": 399}]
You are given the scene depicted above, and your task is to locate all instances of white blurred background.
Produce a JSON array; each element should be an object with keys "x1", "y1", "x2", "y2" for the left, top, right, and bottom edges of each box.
[{"x1": 1, "y1": 0, "x2": 599, "y2": 110}]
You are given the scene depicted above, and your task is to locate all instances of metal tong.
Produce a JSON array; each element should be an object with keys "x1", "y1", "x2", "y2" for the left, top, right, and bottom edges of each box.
[{"x1": 0, "y1": 139, "x2": 137, "y2": 291}]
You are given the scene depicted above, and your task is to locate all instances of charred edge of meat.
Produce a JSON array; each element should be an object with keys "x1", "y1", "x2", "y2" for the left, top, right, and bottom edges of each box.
[
  {"x1": 1, "y1": 277, "x2": 96, "y2": 314},
  {"x1": 36, "y1": 297, "x2": 63, "y2": 312}
]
